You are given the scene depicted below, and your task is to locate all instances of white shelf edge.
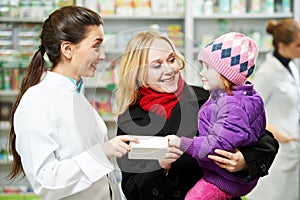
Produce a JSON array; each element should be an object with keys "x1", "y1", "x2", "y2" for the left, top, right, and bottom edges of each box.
[
  {"x1": 0, "y1": 127, "x2": 10, "y2": 132},
  {"x1": 0, "y1": 15, "x2": 185, "y2": 23},
  {"x1": 1, "y1": 13, "x2": 292, "y2": 22},
  {"x1": 193, "y1": 12, "x2": 293, "y2": 19},
  {"x1": 0, "y1": 159, "x2": 11, "y2": 165},
  {"x1": 83, "y1": 84, "x2": 108, "y2": 89},
  {"x1": 0, "y1": 17, "x2": 45, "y2": 23},
  {"x1": 0, "y1": 90, "x2": 19, "y2": 96},
  {"x1": 102, "y1": 15, "x2": 185, "y2": 20}
]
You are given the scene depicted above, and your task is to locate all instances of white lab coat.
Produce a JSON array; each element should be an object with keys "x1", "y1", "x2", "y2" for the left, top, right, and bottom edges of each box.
[
  {"x1": 247, "y1": 53, "x2": 300, "y2": 200},
  {"x1": 14, "y1": 71, "x2": 120, "y2": 200}
]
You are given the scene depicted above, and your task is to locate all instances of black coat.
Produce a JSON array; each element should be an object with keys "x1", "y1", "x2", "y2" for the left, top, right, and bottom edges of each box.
[{"x1": 117, "y1": 84, "x2": 279, "y2": 200}]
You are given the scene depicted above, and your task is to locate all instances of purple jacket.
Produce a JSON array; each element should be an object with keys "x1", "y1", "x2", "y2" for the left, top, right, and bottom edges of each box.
[{"x1": 180, "y1": 82, "x2": 266, "y2": 196}]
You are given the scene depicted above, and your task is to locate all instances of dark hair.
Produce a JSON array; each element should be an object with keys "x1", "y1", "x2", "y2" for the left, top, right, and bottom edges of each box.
[
  {"x1": 8, "y1": 6, "x2": 103, "y2": 180},
  {"x1": 266, "y1": 19, "x2": 300, "y2": 50}
]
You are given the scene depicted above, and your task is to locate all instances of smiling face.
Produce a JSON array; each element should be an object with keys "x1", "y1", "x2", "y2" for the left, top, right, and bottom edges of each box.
[
  {"x1": 146, "y1": 38, "x2": 181, "y2": 93},
  {"x1": 199, "y1": 62, "x2": 223, "y2": 92},
  {"x1": 72, "y1": 25, "x2": 105, "y2": 79}
]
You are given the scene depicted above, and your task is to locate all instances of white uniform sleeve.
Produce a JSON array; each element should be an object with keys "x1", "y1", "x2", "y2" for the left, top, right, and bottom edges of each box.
[
  {"x1": 14, "y1": 94, "x2": 113, "y2": 200},
  {"x1": 252, "y1": 68, "x2": 273, "y2": 104}
]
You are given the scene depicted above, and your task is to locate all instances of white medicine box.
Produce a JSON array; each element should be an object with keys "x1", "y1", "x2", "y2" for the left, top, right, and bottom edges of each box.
[{"x1": 129, "y1": 136, "x2": 168, "y2": 160}]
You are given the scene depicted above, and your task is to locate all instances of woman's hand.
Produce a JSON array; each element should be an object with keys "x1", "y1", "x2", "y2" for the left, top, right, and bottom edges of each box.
[
  {"x1": 159, "y1": 146, "x2": 183, "y2": 170},
  {"x1": 102, "y1": 135, "x2": 139, "y2": 159},
  {"x1": 207, "y1": 148, "x2": 246, "y2": 172}
]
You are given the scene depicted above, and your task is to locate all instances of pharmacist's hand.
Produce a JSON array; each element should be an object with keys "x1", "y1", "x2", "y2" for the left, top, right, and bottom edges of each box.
[
  {"x1": 278, "y1": 135, "x2": 300, "y2": 143},
  {"x1": 102, "y1": 135, "x2": 138, "y2": 159},
  {"x1": 159, "y1": 146, "x2": 183, "y2": 170},
  {"x1": 167, "y1": 135, "x2": 181, "y2": 148},
  {"x1": 208, "y1": 148, "x2": 246, "y2": 172},
  {"x1": 291, "y1": 137, "x2": 300, "y2": 142}
]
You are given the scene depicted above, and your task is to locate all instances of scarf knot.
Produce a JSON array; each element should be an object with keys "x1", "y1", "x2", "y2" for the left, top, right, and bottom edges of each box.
[{"x1": 139, "y1": 75, "x2": 184, "y2": 119}]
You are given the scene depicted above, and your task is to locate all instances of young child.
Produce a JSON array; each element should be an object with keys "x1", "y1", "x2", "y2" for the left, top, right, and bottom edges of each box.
[{"x1": 168, "y1": 32, "x2": 266, "y2": 200}]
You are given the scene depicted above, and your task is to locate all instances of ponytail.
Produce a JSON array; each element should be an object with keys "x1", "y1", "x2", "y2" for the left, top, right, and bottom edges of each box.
[
  {"x1": 8, "y1": 47, "x2": 47, "y2": 180},
  {"x1": 7, "y1": 5, "x2": 104, "y2": 180}
]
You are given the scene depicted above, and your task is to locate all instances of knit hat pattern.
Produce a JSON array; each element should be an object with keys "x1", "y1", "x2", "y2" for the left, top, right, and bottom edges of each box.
[{"x1": 198, "y1": 32, "x2": 258, "y2": 85}]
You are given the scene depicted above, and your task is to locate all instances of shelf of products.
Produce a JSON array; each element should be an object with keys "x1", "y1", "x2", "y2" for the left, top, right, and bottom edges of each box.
[
  {"x1": 183, "y1": 0, "x2": 297, "y2": 86},
  {"x1": 0, "y1": 194, "x2": 42, "y2": 200}
]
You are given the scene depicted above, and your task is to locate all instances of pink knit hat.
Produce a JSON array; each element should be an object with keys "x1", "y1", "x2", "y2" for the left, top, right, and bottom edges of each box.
[{"x1": 198, "y1": 32, "x2": 258, "y2": 85}]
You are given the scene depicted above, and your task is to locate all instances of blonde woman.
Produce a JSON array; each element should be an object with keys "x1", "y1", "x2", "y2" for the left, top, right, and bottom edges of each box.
[{"x1": 115, "y1": 30, "x2": 279, "y2": 200}]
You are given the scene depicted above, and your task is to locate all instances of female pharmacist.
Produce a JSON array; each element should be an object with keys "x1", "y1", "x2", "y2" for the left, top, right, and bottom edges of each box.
[
  {"x1": 247, "y1": 18, "x2": 300, "y2": 200},
  {"x1": 115, "y1": 30, "x2": 279, "y2": 200},
  {"x1": 7, "y1": 6, "x2": 137, "y2": 200}
]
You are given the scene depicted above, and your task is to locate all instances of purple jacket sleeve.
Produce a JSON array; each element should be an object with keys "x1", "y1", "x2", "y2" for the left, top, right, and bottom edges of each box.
[{"x1": 180, "y1": 103, "x2": 265, "y2": 161}]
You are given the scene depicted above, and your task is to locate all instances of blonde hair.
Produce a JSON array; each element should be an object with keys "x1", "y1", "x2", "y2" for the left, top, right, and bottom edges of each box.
[{"x1": 115, "y1": 30, "x2": 185, "y2": 115}]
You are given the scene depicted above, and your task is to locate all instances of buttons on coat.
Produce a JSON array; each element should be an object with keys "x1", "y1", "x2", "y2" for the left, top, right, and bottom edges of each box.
[
  {"x1": 172, "y1": 190, "x2": 181, "y2": 198},
  {"x1": 151, "y1": 188, "x2": 182, "y2": 198},
  {"x1": 151, "y1": 188, "x2": 159, "y2": 196},
  {"x1": 260, "y1": 163, "x2": 267, "y2": 173}
]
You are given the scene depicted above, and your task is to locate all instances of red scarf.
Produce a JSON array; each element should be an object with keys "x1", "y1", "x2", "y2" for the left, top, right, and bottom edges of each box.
[{"x1": 139, "y1": 75, "x2": 184, "y2": 119}]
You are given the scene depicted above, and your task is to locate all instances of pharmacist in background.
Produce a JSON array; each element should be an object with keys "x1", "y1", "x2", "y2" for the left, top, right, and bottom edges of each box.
[
  {"x1": 247, "y1": 18, "x2": 300, "y2": 200},
  {"x1": 7, "y1": 6, "x2": 137, "y2": 200}
]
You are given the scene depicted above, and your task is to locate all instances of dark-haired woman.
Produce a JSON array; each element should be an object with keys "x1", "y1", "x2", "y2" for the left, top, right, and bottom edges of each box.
[{"x1": 8, "y1": 6, "x2": 137, "y2": 200}]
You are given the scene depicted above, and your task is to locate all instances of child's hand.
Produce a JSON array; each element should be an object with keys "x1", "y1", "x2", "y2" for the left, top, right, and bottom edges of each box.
[{"x1": 167, "y1": 135, "x2": 181, "y2": 148}]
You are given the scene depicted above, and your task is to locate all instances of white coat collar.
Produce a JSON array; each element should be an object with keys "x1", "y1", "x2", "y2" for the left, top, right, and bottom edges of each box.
[
  {"x1": 42, "y1": 71, "x2": 78, "y2": 93},
  {"x1": 265, "y1": 53, "x2": 299, "y2": 84}
]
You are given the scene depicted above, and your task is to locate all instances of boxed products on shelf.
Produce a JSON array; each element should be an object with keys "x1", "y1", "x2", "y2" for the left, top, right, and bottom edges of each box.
[
  {"x1": 83, "y1": 59, "x2": 118, "y2": 88},
  {"x1": 199, "y1": 31, "x2": 273, "y2": 52},
  {"x1": 0, "y1": 184, "x2": 41, "y2": 200},
  {"x1": 76, "y1": 0, "x2": 184, "y2": 16},
  {"x1": 84, "y1": 59, "x2": 119, "y2": 118},
  {"x1": 0, "y1": 101, "x2": 13, "y2": 121},
  {"x1": 0, "y1": 0, "x2": 75, "y2": 19},
  {"x1": 0, "y1": 67, "x2": 21, "y2": 91},
  {"x1": 192, "y1": 0, "x2": 292, "y2": 16},
  {"x1": 0, "y1": 101, "x2": 13, "y2": 129},
  {"x1": 0, "y1": 23, "x2": 13, "y2": 49},
  {"x1": 167, "y1": 24, "x2": 184, "y2": 48},
  {"x1": 88, "y1": 93, "x2": 114, "y2": 117},
  {"x1": 0, "y1": 194, "x2": 42, "y2": 200}
]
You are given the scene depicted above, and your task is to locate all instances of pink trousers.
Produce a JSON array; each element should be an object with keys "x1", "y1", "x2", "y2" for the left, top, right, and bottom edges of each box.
[{"x1": 185, "y1": 178, "x2": 232, "y2": 200}]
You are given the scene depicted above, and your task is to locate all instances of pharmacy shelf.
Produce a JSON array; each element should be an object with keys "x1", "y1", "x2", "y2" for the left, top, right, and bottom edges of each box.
[
  {"x1": 0, "y1": 17, "x2": 45, "y2": 23},
  {"x1": 0, "y1": 15, "x2": 184, "y2": 23},
  {"x1": 103, "y1": 15, "x2": 184, "y2": 20},
  {"x1": 193, "y1": 12, "x2": 293, "y2": 19},
  {"x1": 0, "y1": 90, "x2": 18, "y2": 96},
  {"x1": 0, "y1": 160, "x2": 11, "y2": 165},
  {"x1": 0, "y1": 126, "x2": 9, "y2": 132}
]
